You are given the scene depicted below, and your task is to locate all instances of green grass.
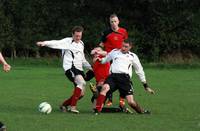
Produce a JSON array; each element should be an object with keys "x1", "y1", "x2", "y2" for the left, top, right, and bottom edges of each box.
[{"x1": 0, "y1": 65, "x2": 200, "y2": 131}]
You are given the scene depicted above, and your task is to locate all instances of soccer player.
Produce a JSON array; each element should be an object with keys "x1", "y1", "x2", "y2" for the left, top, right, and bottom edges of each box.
[
  {"x1": 0, "y1": 52, "x2": 11, "y2": 72},
  {"x1": 90, "y1": 47, "x2": 110, "y2": 107},
  {"x1": 99, "y1": 13, "x2": 128, "y2": 107},
  {"x1": 94, "y1": 39, "x2": 155, "y2": 115},
  {"x1": 36, "y1": 26, "x2": 92, "y2": 114},
  {"x1": 90, "y1": 47, "x2": 132, "y2": 113}
]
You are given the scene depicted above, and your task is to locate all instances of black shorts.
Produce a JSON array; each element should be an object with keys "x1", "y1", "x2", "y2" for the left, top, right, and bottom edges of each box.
[
  {"x1": 65, "y1": 67, "x2": 85, "y2": 83},
  {"x1": 104, "y1": 73, "x2": 134, "y2": 98}
]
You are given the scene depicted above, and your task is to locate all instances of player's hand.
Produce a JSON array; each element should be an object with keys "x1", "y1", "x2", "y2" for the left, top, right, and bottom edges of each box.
[
  {"x1": 91, "y1": 49, "x2": 98, "y2": 55},
  {"x1": 99, "y1": 42, "x2": 104, "y2": 48},
  {"x1": 96, "y1": 57, "x2": 102, "y2": 62},
  {"x1": 3, "y1": 63, "x2": 11, "y2": 72},
  {"x1": 36, "y1": 41, "x2": 46, "y2": 47},
  {"x1": 145, "y1": 87, "x2": 155, "y2": 94}
]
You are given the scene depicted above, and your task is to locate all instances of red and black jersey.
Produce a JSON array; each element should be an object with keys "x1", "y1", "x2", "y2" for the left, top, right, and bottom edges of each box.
[{"x1": 101, "y1": 27, "x2": 128, "y2": 53}]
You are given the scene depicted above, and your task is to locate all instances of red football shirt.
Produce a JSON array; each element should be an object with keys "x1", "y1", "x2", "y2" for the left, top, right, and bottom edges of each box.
[
  {"x1": 101, "y1": 27, "x2": 128, "y2": 53},
  {"x1": 93, "y1": 56, "x2": 110, "y2": 83}
]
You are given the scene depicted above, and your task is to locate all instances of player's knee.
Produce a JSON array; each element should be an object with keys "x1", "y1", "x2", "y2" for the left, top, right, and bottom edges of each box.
[
  {"x1": 75, "y1": 77, "x2": 86, "y2": 88},
  {"x1": 80, "y1": 80, "x2": 86, "y2": 87}
]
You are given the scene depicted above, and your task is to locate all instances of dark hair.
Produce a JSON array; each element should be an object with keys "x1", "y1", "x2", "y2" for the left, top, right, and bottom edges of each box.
[
  {"x1": 72, "y1": 26, "x2": 84, "y2": 34},
  {"x1": 124, "y1": 39, "x2": 134, "y2": 47}
]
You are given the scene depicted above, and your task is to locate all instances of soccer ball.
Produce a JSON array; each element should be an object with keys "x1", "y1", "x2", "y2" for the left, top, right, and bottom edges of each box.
[{"x1": 38, "y1": 102, "x2": 52, "y2": 114}]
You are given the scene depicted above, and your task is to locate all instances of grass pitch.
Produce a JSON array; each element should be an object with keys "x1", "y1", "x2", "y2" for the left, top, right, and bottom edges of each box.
[{"x1": 0, "y1": 65, "x2": 200, "y2": 131}]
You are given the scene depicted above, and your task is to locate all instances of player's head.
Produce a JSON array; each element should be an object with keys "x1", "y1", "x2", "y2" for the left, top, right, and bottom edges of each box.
[
  {"x1": 121, "y1": 39, "x2": 133, "y2": 53},
  {"x1": 72, "y1": 26, "x2": 84, "y2": 43},
  {"x1": 109, "y1": 14, "x2": 120, "y2": 31},
  {"x1": 91, "y1": 47, "x2": 103, "y2": 55}
]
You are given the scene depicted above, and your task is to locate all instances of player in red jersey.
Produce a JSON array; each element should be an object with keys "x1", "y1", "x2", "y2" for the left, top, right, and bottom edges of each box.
[
  {"x1": 100, "y1": 14, "x2": 128, "y2": 52},
  {"x1": 99, "y1": 14, "x2": 128, "y2": 107},
  {"x1": 90, "y1": 47, "x2": 110, "y2": 109},
  {"x1": 91, "y1": 47, "x2": 109, "y2": 84}
]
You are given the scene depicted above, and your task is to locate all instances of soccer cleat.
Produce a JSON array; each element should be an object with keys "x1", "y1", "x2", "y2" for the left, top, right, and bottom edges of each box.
[
  {"x1": 119, "y1": 105, "x2": 133, "y2": 114},
  {"x1": 70, "y1": 108, "x2": 80, "y2": 114},
  {"x1": 59, "y1": 105, "x2": 68, "y2": 112},
  {"x1": 93, "y1": 109, "x2": 99, "y2": 115},
  {"x1": 106, "y1": 101, "x2": 113, "y2": 107},
  {"x1": 89, "y1": 82, "x2": 97, "y2": 94},
  {"x1": 142, "y1": 110, "x2": 151, "y2": 114},
  {"x1": 125, "y1": 108, "x2": 133, "y2": 114}
]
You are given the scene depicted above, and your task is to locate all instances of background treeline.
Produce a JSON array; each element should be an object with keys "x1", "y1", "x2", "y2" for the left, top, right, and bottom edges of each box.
[{"x1": 0, "y1": 0, "x2": 200, "y2": 63}]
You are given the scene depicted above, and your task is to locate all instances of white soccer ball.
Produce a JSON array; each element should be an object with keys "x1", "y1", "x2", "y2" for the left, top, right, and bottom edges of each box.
[{"x1": 38, "y1": 102, "x2": 52, "y2": 114}]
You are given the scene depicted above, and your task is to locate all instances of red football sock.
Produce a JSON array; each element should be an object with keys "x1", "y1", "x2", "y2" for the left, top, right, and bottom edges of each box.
[
  {"x1": 62, "y1": 96, "x2": 73, "y2": 106},
  {"x1": 96, "y1": 94, "x2": 106, "y2": 112},
  {"x1": 119, "y1": 97, "x2": 125, "y2": 107},
  {"x1": 71, "y1": 87, "x2": 82, "y2": 106}
]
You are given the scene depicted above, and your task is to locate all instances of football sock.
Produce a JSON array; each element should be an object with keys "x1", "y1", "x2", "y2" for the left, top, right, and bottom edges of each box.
[
  {"x1": 119, "y1": 97, "x2": 125, "y2": 107},
  {"x1": 96, "y1": 94, "x2": 106, "y2": 112},
  {"x1": 62, "y1": 96, "x2": 73, "y2": 106},
  {"x1": 71, "y1": 87, "x2": 82, "y2": 106}
]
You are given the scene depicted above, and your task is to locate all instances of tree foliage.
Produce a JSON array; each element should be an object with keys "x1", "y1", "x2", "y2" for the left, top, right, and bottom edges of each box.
[{"x1": 0, "y1": 0, "x2": 200, "y2": 62}]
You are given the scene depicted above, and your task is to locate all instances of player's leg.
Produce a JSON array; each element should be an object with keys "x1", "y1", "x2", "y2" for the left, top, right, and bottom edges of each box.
[
  {"x1": 117, "y1": 74, "x2": 148, "y2": 114},
  {"x1": 95, "y1": 83, "x2": 110, "y2": 113},
  {"x1": 70, "y1": 74, "x2": 86, "y2": 113},
  {"x1": 60, "y1": 69, "x2": 76, "y2": 112},
  {"x1": 60, "y1": 87, "x2": 84, "y2": 112},
  {"x1": 90, "y1": 80, "x2": 104, "y2": 111},
  {"x1": 91, "y1": 85, "x2": 101, "y2": 111},
  {"x1": 126, "y1": 95, "x2": 150, "y2": 114},
  {"x1": 95, "y1": 75, "x2": 116, "y2": 114},
  {"x1": 105, "y1": 91, "x2": 113, "y2": 107},
  {"x1": 126, "y1": 95, "x2": 144, "y2": 113},
  {"x1": 61, "y1": 69, "x2": 86, "y2": 113},
  {"x1": 60, "y1": 96, "x2": 73, "y2": 112},
  {"x1": 119, "y1": 95, "x2": 125, "y2": 108}
]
